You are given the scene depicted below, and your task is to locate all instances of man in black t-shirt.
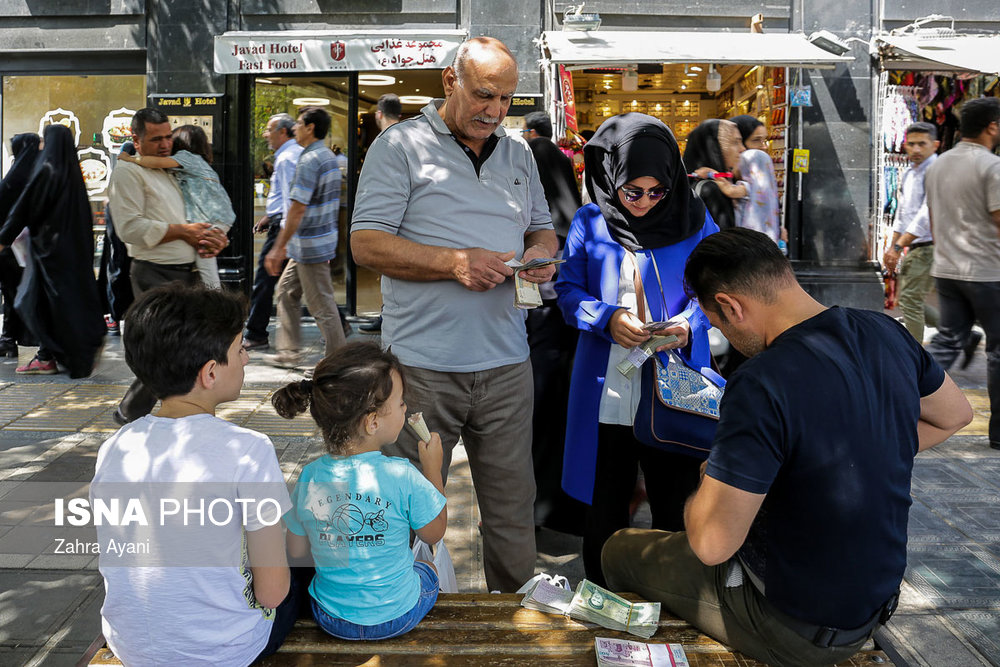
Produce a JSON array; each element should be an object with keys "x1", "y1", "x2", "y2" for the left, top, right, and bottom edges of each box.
[{"x1": 602, "y1": 229, "x2": 972, "y2": 667}]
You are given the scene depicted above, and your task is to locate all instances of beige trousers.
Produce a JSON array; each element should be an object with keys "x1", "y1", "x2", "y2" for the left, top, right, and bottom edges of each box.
[{"x1": 274, "y1": 259, "x2": 345, "y2": 358}]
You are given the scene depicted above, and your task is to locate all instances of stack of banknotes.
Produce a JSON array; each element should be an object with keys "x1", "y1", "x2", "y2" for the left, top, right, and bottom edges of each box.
[
  {"x1": 521, "y1": 579, "x2": 660, "y2": 639},
  {"x1": 595, "y1": 637, "x2": 689, "y2": 667}
]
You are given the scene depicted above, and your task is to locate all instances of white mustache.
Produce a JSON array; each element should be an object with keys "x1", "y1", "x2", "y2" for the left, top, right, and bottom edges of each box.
[{"x1": 473, "y1": 115, "x2": 499, "y2": 124}]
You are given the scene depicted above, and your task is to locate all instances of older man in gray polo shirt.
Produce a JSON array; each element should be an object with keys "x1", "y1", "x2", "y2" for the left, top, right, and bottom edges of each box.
[{"x1": 351, "y1": 36, "x2": 557, "y2": 593}]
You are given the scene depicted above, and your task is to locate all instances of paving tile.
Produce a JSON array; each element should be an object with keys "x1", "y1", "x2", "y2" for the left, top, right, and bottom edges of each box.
[
  {"x1": 905, "y1": 544, "x2": 1000, "y2": 610},
  {"x1": 0, "y1": 383, "x2": 71, "y2": 428},
  {"x1": 944, "y1": 610, "x2": 1000, "y2": 664},
  {"x1": 906, "y1": 500, "x2": 969, "y2": 545},
  {"x1": 911, "y1": 458, "x2": 990, "y2": 494},
  {"x1": 914, "y1": 491, "x2": 1000, "y2": 543},
  {"x1": 0, "y1": 571, "x2": 101, "y2": 642},
  {"x1": 27, "y1": 554, "x2": 95, "y2": 570},
  {"x1": 0, "y1": 525, "x2": 97, "y2": 557}
]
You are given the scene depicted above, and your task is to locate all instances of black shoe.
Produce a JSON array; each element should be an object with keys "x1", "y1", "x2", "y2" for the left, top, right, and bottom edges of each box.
[
  {"x1": 241, "y1": 337, "x2": 269, "y2": 351},
  {"x1": 359, "y1": 316, "x2": 382, "y2": 334},
  {"x1": 112, "y1": 409, "x2": 127, "y2": 426},
  {"x1": 991, "y1": 441, "x2": 1000, "y2": 450},
  {"x1": 0, "y1": 339, "x2": 16, "y2": 358},
  {"x1": 961, "y1": 331, "x2": 983, "y2": 370}
]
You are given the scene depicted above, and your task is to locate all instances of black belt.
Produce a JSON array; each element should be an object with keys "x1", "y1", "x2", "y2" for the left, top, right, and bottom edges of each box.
[
  {"x1": 765, "y1": 590, "x2": 899, "y2": 649},
  {"x1": 909, "y1": 241, "x2": 934, "y2": 249},
  {"x1": 133, "y1": 259, "x2": 196, "y2": 272},
  {"x1": 267, "y1": 213, "x2": 283, "y2": 222}
]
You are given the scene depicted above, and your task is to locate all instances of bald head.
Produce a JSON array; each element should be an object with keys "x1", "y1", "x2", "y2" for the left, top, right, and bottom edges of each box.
[{"x1": 453, "y1": 37, "x2": 518, "y2": 86}]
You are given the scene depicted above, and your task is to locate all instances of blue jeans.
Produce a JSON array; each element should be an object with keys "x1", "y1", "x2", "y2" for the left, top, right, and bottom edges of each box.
[{"x1": 312, "y1": 562, "x2": 439, "y2": 640}]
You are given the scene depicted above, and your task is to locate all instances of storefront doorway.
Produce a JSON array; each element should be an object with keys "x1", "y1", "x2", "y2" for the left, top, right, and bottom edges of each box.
[{"x1": 249, "y1": 69, "x2": 444, "y2": 317}]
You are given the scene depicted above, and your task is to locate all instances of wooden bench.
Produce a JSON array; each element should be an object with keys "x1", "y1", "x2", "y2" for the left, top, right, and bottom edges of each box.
[{"x1": 83, "y1": 594, "x2": 894, "y2": 666}]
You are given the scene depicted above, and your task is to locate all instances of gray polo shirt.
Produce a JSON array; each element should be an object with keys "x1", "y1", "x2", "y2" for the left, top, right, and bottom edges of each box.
[
  {"x1": 925, "y1": 141, "x2": 1000, "y2": 282},
  {"x1": 352, "y1": 100, "x2": 553, "y2": 372}
]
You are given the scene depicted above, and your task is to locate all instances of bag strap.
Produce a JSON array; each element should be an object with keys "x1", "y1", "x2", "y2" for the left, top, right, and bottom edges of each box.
[{"x1": 629, "y1": 252, "x2": 648, "y2": 324}]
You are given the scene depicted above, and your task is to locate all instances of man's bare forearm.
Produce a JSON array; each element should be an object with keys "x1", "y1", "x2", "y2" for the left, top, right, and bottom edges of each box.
[
  {"x1": 352, "y1": 229, "x2": 460, "y2": 282},
  {"x1": 523, "y1": 229, "x2": 559, "y2": 258}
]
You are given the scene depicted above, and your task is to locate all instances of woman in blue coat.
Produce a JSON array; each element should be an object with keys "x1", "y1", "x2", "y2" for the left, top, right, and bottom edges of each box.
[{"x1": 555, "y1": 113, "x2": 718, "y2": 585}]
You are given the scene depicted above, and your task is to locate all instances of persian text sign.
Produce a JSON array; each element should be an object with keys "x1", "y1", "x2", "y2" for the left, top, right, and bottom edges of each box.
[{"x1": 214, "y1": 32, "x2": 464, "y2": 74}]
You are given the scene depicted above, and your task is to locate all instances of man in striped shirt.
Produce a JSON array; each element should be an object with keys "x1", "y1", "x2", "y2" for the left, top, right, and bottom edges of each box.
[{"x1": 265, "y1": 106, "x2": 345, "y2": 365}]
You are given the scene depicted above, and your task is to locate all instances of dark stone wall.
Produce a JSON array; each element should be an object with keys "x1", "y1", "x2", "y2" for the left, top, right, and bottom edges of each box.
[{"x1": 881, "y1": 0, "x2": 1000, "y2": 32}]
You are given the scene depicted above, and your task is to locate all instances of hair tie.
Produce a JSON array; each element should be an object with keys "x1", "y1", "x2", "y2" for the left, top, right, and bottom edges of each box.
[{"x1": 298, "y1": 379, "x2": 313, "y2": 392}]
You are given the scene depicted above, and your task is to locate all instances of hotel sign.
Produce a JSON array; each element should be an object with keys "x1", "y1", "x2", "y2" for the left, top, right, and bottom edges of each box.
[{"x1": 214, "y1": 32, "x2": 465, "y2": 74}]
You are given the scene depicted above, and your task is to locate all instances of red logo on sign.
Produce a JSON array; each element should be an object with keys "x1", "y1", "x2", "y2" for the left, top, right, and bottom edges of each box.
[{"x1": 330, "y1": 41, "x2": 346, "y2": 61}]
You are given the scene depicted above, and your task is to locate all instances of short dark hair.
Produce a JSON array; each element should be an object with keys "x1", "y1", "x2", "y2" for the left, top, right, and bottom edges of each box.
[
  {"x1": 171, "y1": 124, "x2": 212, "y2": 163},
  {"x1": 123, "y1": 285, "x2": 246, "y2": 400},
  {"x1": 298, "y1": 106, "x2": 331, "y2": 140},
  {"x1": 524, "y1": 111, "x2": 552, "y2": 138},
  {"x1": 905, "y1": 122, "x2": 938, "y2": 141},
  {"x1": 684, "y1": 228, "x2": 796, "y2": 312},
  {"x1": 377, "y1": 93, "x2": 402, "y2": 120},
  {"x1": 959, "y1": 97, "x2": 1000, "y2": 139},
  {"x1": 272, "y1": 342, "x2": 404, "y2": 455},
  {"x1": 131, "y1": 108, "x2": 169, "y2": 140}
]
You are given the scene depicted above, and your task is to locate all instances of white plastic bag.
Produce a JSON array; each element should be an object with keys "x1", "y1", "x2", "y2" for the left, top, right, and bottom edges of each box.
[
  {"x1": 411, "y1": 538, "x2": 458, "y2": 593},
  {"x1": 515, "y1": 572, "x2": 571, "y2": 594}
]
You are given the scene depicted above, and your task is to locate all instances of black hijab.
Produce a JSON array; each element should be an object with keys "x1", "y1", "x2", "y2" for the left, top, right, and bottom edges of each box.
[
  {"x1": 584, "y1": 113, "x2": 705, "y2": 251},
  {"x1": 683, "y1": 119, "x2": 736, "y2": 230},
  {"x1": 0, "y1": 133, "x2": 41, "y2": 246},
  {"x1": 731, "y1": 114, "x2": 764, "y2": 146},
  {"x1": 7, "y1": 123, "x2": 105, "y2": 377}
]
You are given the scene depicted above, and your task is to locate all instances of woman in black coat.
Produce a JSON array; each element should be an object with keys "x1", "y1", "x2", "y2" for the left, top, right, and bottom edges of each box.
[{"x1": 0, "y1": 124, "x2": 105, "y2": 377}]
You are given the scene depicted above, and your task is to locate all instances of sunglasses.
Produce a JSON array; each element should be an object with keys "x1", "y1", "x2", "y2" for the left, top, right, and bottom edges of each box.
[{"x1": 620, "y1": 185, "x2": 668, "y2": 203}]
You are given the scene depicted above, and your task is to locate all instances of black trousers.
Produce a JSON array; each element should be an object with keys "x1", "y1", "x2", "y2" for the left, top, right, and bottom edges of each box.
[
  {"x1": 583, "y1": 423, "x2": 702, "y2": 587},
  {"x1": 118, "y1": 260, "x2": 199, "y2": 421},
  {"x1": 245, "y1": 215, "x2": 285, "y2": 342}
]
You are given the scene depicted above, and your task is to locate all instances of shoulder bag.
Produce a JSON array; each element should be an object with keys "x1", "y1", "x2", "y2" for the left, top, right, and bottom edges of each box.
[{"x1": 631, "y1": 252, "x2": 725, "y2": 459}]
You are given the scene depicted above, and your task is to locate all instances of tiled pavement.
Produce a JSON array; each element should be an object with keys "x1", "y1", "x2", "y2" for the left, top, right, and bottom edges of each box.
[{"x1": 0, "y1": 322, "x2": 997, "y2": 665}]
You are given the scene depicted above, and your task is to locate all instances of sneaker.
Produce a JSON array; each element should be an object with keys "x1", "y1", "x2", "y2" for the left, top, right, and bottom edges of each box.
[
  {"x1": 0, "y1": 338, "x2": 16, "y2": 358},
  {"x1": 269, "y1": 352, "x2": 301, "y2": 368},
  {"x1": 105, "y1": 315, "x2": 120, "y2": 336},
  {"x1": 16, "y1": 356, "x2": 58, "y2": 375},
  {"x1": 241, "y1": 337, "x2": 269, "y2": 351},
  {"x1": 960, "y1": 331, "x2": 983, "y2": 370}
]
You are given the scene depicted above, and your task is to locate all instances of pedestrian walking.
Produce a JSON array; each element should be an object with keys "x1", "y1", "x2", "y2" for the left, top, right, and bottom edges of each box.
[
  {"x1": 0, "y1": 132, "x2": 40, "y2": 359},
  {"x1": 925, "y1": 97, "x2": 1000, "y2": 450}
]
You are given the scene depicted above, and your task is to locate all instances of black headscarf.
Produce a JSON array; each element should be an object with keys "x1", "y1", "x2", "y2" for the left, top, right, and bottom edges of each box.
[
  {"x1": 584, "y1": 113, "x2": 705, "y2": 251},
  {"x1": 5, "y1": 124, "x2": 105, "y2": 377},
  {"x1": 731, "y1": 114, "x2": 764, "y2": 146},
  {"x1": 683, "y1": 119, "x2": 736, "y2": 230},
  {"x1": 0, "y1": 133, "x2": 41, "y2": 246}
]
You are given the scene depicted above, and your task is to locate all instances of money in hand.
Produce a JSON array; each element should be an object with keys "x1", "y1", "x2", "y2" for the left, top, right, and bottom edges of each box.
[
  {"x1": 514, "y1": 273, "x2": 543, "y2": 309},
  {"x1": 407, "y1": 412, "x2": 431, "y2": 442}
]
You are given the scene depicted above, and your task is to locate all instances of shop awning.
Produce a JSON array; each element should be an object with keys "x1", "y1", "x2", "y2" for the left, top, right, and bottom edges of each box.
[
  {"x1": 214, "y1": 30, "x2": 466, "y2": 74},
  {"x1": 876, "y1": 34, "x2": 1000, "y2": 75},
  {"x1": 540, "y1": 31, "x2": 853, "y2": 69}
]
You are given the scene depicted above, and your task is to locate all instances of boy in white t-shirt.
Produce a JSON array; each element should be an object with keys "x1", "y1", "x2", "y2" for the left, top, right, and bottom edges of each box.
[{"x1": 91, "y1": 285, "x2": 295, "y2": 666}]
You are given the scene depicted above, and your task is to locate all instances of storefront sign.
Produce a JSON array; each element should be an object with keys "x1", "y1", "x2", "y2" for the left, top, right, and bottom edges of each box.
[
  {"x1": 149, "y1": 95, "x2": 223, "y2": 144},
  {"x1": 101, "y1": 107, "x2": 136, "y2": 154},
  {"x1": 39, "y1": 108, "x2": 81, "y2": 146},
  {"x1": 790, "y1": 85, "x2": 813, "y2": 107},
  {"x1": 792, "y1": 149, "x2": 810, "y2": 173},
  {"x1": 78, "y1": 146, "x2": 112, "y2": 197},
  {"x1": 560, "y1": 66, "x2": 578, "y2": 133},
  {"x1": 507, "y1": 95, "x2": 543, "y2": 117},
  {"x1": 214, "y1": 33, "x2": 463, "y2": 74}
]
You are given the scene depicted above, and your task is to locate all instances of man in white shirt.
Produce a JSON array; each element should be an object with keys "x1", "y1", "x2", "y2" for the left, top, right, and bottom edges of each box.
[{"x1": 882, "y1": 122, "x2": 939, "y2": 343}]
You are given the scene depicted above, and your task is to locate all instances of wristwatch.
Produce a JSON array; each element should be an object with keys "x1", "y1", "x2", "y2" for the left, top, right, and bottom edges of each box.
[
  {"x1": 892, "y1": 244, "x2": 904, "y2": 252},
  {"x1": 135, "y1": 155, "x2": 142, "y2": 165}
]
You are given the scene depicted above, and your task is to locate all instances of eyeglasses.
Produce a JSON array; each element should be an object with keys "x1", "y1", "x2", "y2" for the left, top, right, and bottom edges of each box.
[{"x1": 620, "y1": 185, "x2": 669, "y2": 203}]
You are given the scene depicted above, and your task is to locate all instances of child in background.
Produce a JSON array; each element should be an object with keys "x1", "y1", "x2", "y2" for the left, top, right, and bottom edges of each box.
[
  {"x1": 118, "y1": 124, "x2": 235, "y2": 286},
  {"x1": 275, "y1": 342, "x2": 447, "y2": 640},
  {"x1": 91, "y1": 285, "x2": 295, "y2": 665}
]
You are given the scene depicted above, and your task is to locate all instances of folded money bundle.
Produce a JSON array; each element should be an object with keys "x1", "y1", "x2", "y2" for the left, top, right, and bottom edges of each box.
[
  {"x1": 595, "y1": 637, "x2": 689, "y2": 666},
  {"x1": 521, "y1": 578, "x2": 661, "y2": 639},
  {"x1": 407, "y1": 412, "x2": 431, "y2": 442},
  {"x1": 505, "y1": 257, "x2": 565, "y2": 310}
]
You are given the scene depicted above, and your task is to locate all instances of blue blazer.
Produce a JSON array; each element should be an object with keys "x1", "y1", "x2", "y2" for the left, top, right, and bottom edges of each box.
[{"x1": 554, "y1": 203, "x2": 718, "y2": 504}]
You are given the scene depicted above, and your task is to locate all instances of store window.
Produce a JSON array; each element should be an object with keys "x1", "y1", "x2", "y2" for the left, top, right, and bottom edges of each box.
[{"x1": 1, "y1": 74, "x2": 147, "y2": 268}]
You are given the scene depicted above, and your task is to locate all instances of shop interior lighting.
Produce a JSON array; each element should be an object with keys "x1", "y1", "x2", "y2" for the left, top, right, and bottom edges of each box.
[
  {"x1": 706, "y1": 65, "x2": 721, "y2": 92},
  {"x1": 399, "y1": 95, "x2": 433, "y2": 105},
  {"x1": 292, "y1": 97, "x2": 331, "y2": 106},
  {"x1": 255, "y1": 78, "x2": 274, "y2": 84},
  {"x1": 358, "y1": 74, "x2": 396, "y2": 86},
  {"x1": 688, "y1": 65, "x2": 703, "y2": 72}
]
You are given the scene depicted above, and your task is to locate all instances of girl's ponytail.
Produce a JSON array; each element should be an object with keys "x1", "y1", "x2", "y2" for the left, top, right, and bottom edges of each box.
[{"x1": 272, "y1": 379, "x2": 312, "y2": 419}]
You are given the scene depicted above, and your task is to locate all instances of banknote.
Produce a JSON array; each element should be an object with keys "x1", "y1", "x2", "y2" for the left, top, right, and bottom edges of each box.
[
  {"x1": 520, "y1": 578, "x2": 574, "y2": 615},
  {"x1": 568, "y1": 580, "x2": 659, "y2": 638},
  {"x1": 595, "y1": 637, "x2": 689, "y2": 666}
]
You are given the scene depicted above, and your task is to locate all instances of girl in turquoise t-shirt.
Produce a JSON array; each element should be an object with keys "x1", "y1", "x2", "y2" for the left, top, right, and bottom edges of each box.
[{"x1": 274, "y1": 342, "x2": 447, "y2": 640}]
